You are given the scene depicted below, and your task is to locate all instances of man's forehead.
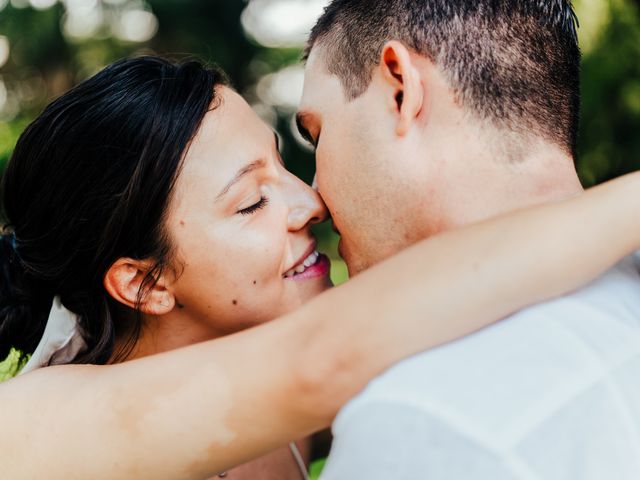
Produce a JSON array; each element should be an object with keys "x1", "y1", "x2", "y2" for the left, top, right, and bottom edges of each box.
[
  {"x1": 300, "y1": 50, "x2": 325, "y2": 106},
  {"x1": 300, "y1": 50, "x2": 346, "y2": 112},
  {"x1": 304, "y1": 45, "x2": 324, "y2": 76}
]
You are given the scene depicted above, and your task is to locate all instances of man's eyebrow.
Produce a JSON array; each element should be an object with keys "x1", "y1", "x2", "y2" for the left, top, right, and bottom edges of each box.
[
  {"x1": 295, "y1": 112, "x2": 316, "y2": 147},
  {"x1": 216, "y1": 159, "x2": 267, "y2": 201}
]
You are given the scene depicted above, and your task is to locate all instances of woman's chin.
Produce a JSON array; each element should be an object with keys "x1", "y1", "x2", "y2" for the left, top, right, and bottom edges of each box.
[{"x1": 279, "y1": 276, "x2": 332, "y2": 313}]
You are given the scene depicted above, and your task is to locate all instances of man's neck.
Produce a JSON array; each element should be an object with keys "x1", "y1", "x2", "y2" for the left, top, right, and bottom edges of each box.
[
  {"x1": 493, "y1": 161, "x2": 583, "y2": 211},
  {"x1": 443, "y1": 145, "x2": 584, "y2": 231}
]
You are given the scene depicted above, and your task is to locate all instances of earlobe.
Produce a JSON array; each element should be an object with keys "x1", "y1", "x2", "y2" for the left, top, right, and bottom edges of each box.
[
  {"x1": 104, "y1": 258, "x2": 176, "y2": 316},
  {"x1": 380, "y1": 41, "x2": 424, "y2": 136}
]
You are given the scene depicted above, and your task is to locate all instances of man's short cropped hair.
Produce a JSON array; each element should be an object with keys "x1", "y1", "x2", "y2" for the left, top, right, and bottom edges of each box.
[{"x1": 307, "y1": 0, "x2": 581, "y2": 157}]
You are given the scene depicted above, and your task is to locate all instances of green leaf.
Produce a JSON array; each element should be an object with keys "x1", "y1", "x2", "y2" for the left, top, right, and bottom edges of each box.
[
  {"x1": 309, "y1": 458, "x2": 327, "y2": 480},
  {"x1": 0, "y1": 348, "x2": 29, "y2": 382}
]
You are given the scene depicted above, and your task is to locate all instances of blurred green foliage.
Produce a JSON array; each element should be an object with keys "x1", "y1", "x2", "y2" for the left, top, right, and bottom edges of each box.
[
  {"x1": 309, "y1": 458, "x2": 327, "y2": 480},
  {"x1": 0, "y1": 347, "x2": 28, "y2": 381},
  {"x1": 0, "y1": 0, "x2": 318, "y2": 178},
  {"x1": 576, "y1": 0, "x2": 640, "y2": 186}
]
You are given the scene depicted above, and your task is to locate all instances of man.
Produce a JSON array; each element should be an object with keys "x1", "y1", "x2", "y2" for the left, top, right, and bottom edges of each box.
[{"x1": 297, "y1": 0, "x2": 640, "y2": 478}]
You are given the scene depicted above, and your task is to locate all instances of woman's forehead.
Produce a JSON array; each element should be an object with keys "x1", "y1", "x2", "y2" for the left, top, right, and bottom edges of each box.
[
  {"x1": 173, "y1": 88, "x2": 274, "y2": 200},
  {"x1": 198, "y1": 86, "x2": 272, "y2": 147}
]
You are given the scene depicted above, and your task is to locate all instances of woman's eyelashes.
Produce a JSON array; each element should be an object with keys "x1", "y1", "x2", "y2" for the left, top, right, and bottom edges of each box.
[{"x1": 237, "y1": 196, "x2": 269, "y2": 216}]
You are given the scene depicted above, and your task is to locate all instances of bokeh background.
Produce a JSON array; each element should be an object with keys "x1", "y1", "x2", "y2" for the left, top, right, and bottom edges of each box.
[{"x1": 0, "y1": 0, "x2": 639, "y2": 286}]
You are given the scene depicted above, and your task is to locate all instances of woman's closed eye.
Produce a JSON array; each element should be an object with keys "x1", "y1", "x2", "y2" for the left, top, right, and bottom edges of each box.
[{"x1": 237, "y1": 196, "x2": 269, "y2": 215}]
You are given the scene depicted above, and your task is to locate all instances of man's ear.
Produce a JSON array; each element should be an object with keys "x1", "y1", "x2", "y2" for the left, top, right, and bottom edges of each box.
[
  {"x1": 379, "y1": 40, "x2": 424, "y2": 136},
  {"x1": 104, "y1": 258, "x2": 175, "y2": 316}
]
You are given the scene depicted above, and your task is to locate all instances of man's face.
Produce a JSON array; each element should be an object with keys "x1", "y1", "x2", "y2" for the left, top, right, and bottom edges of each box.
[{"x1": 299, "y1": 48, "x2": 434, "y2": 275}]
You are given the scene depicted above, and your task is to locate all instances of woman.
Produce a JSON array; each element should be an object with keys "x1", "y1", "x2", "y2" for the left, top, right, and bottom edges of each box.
[{"x1": 1, "y1": 56, "x2": 639, "y2": 479}]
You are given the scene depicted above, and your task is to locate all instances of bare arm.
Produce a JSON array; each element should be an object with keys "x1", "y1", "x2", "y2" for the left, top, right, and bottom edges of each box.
[{"x1": 1, "y1": 172, "x2": 639, "y2": 479}]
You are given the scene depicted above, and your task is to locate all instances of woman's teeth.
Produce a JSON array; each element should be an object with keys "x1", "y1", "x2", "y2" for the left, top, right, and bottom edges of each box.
[{"x1": 284, "y1": 251, "x2": 320, "y2": 278}]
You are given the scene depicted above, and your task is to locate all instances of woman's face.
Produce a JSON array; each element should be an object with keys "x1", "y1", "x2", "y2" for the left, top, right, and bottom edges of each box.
[{"x1": 165, "y1": 87, "x2": 332, "y2": 337}]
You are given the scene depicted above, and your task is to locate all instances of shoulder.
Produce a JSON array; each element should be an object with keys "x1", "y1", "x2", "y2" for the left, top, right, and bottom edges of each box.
[{"x1": 335, "y1": 255, "x2": 640, "y2": 442}]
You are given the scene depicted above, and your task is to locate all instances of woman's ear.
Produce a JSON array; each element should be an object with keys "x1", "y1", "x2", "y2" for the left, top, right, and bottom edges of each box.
[
  {"x1": 104, "y1": 258, "x2": 175, "y2": 316},
  {"x1": 379, "y1": 40, "x2": 424, "y2": 137}
]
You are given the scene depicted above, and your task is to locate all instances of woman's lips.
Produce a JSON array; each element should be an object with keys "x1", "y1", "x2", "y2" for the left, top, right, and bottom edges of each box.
[{"x1": 284, "y1": 253, "x2": 330, "y2": 280}]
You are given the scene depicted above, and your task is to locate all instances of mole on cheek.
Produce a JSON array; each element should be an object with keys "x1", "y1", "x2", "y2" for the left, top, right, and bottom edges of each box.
[
  {"x1": 179, "y1": 220, "x2": 185, "y2": 226},
  {"x1": 252, "y1": 280, "x2": 257, "y2": 285},
  {"x1": 232, "y1": 299, "x2": 238, "y2": 306}
]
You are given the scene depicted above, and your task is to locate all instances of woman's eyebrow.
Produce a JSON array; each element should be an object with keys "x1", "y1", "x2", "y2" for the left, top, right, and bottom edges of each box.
[{"x1": 215, "y1": 159, "x2": 267, "y2": 201}]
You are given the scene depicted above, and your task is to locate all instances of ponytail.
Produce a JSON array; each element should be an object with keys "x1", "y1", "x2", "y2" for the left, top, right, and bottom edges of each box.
[{"x1": 0, "y1": 229, "x2": 52, "y2": 362}]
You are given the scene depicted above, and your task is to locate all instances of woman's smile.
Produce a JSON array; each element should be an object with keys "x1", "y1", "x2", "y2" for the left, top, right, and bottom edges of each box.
[{"x1": 283, "y1": 250, "x2": 331, "y2": 280}]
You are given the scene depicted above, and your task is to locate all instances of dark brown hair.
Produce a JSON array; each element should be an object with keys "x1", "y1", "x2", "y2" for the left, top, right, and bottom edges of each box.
[{"x1": 0, "y1": 56, "x2": 225, "y2": 364}]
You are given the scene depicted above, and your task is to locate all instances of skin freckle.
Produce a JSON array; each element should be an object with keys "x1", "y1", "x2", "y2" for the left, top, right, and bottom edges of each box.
[{"x1": 232, "y1": 299, "x2": 238, "y2": 305}]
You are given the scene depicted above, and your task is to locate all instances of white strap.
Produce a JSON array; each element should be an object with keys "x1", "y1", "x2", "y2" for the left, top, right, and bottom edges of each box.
[
  {"x1": 19, "y1": 296, "x2": 86, "y2": 375},
  {"x1": 289, "y1": 442, "x2": 310, "y2": 480}
]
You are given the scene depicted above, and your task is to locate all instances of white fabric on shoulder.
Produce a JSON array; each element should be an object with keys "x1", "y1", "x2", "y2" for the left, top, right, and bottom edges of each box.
[
  {"x1": 19, "y1": 296, "x2": 87, "y2": 375},
  {"x1": 321, "y1": 255, "x2": 640, "y2": 480}
]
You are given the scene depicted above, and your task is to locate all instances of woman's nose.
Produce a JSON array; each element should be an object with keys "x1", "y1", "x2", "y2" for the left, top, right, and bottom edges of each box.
[{"x1": 286, "y1": 173, "x2": 328, "y2": 232}]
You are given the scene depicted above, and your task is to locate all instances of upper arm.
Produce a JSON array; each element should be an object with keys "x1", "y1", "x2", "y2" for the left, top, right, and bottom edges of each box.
[
  {"x1": 320, "y1": 399, "x2": 520, "y2": 480},
  {"x1": 0, "y1": 325, "x2": 326, "y2": 480},
  {"x1": 0, "y1": 365, "x2": 100, "y2": 478}
]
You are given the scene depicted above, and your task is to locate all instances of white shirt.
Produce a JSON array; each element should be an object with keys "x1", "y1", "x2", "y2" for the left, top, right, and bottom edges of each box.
[{"x1": 321, "y1": 255, "x2": 640, "y2": 480}]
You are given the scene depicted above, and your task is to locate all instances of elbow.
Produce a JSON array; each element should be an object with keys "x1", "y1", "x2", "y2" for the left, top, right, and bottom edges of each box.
[{"x1": 289, "y1": 340, "x2": 362, "y2": 430}]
